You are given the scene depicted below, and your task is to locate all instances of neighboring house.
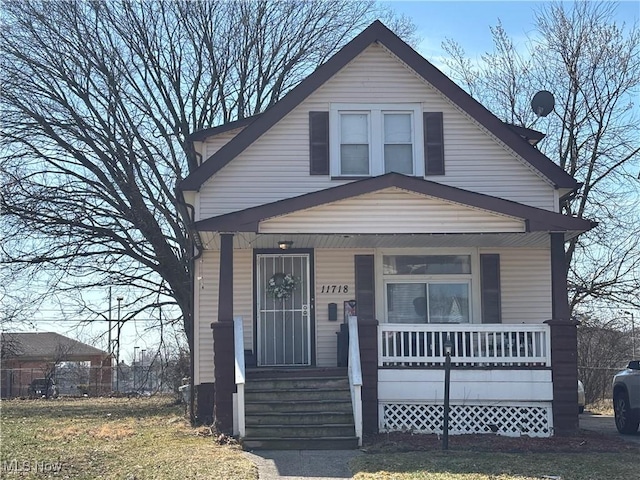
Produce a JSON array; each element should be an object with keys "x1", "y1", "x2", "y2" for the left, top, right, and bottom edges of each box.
[
  {"x1": 1, "y1": 332, "x2": 111, "y2": 397},
  {"x1": 178, "y1": 21, "x2": 595, "y2": 449}
]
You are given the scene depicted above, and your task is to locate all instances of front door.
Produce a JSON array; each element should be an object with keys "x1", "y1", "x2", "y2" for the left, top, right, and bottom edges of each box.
[{"x1": 256, "y1": 253, "x2": 312, "y2": 366}]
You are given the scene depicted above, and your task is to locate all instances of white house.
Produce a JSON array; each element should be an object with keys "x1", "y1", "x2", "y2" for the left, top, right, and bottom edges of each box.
[{"x1": 178, "y1": 21, "x2": 595, "y2": 449}]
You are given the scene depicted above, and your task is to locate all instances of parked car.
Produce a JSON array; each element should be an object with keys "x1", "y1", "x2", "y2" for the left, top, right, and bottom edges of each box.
[
  {"x1": 28, "y1": 378, "x2": 59, "y2": 399},
  {"x1": 612, "y1": 360, "x2": 640, "y2": 434},
  {"x1": 577, "y1": 380, "x2": 585, "y2": 414}
]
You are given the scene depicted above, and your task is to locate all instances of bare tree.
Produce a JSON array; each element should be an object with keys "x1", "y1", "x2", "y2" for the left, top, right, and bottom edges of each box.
[
  {"x1": 441, "y1": 1, "x2": 640, "y2": 313},
  {"x1": 577, "y1": 315, "x2": 632, "y2": 404},
  {"x1": 0, "y1": 1, "x2": 417, "y2": 346}
]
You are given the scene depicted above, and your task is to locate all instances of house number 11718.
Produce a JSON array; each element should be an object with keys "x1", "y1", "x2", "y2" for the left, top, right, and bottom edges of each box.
[{"x1": 320, "y1": 285, "x2": 349, "y2": 294}]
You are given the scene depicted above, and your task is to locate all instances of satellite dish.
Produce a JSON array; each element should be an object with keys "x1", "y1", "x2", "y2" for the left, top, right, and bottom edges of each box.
[{"x1": 531, "y1": 90, "x2": 555, "y2": 117}]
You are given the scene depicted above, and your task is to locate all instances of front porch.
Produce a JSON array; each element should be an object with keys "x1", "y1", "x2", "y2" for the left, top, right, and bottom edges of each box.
[
  {"x1": 228, "y1": 317, "x2": 576, "y2": 448},
  {"x1": 198, "y1": 175, "x2": 590, "y2": 446},
  {"x1": 377, "y1": 322, "x2": 553, "y2": 437}
]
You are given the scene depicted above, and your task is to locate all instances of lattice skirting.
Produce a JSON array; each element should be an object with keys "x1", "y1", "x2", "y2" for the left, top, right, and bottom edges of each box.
[{"x1": 380, "y1": 402, "x2": 553, "y2": 437}]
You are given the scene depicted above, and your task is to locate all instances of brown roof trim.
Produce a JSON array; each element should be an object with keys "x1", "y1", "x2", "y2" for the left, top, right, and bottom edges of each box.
[
  {"x1": 195, "y1": 173, "x2": 595, "y2": 233},
  {"x1": 179, "y1": 21, "x2": 578, "y2": 191},
  {"x1": 505, "y1": 123, "x2": 546, "y2": 146},
  {"x1": 188, "y1": 114, "x2": 262, "y2": 142}
]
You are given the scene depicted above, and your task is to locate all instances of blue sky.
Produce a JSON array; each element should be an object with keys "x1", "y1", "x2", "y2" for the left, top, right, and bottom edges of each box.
[{"x1": 387, "y1": 0, "x2": 639, "y2": 62}]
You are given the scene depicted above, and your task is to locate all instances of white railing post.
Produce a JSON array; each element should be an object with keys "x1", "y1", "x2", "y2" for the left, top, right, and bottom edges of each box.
[
  {"x1": 347, "y1": 316, "x2": 363, "y2": 446},
  {"x1": 233, "y1": 316, "x2": 245, "y2": 438},
  {"x1": 378, "y1": 323, "x2": 552, "y2": 368}
]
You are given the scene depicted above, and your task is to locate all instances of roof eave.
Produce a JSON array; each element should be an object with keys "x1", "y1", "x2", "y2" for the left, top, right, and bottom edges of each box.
[{"x1": 194, "y1": 173, "x2": 595, "y2": 235}]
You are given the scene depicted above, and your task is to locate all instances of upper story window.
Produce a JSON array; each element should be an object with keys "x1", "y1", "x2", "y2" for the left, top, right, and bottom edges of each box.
[
  {"x1": 309, "y1": 108, "x2": 444, "y2": 177},
  {"x1": 330, "y1": 104, "x2": 424, "y2": 177}
]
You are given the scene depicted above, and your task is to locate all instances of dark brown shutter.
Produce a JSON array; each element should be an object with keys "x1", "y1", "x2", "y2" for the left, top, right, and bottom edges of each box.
[
  {"x1": 480, "y1": 254, "x2": 501, "y2": 323},
  {"x1": 423, "y1": 112, "x2": 444, "y2": 175},
  {"x1": 309, "y1": 111, "x2": 329, "y2": 175},
  {"x1": 355, "y1": 255, "x2": 375, "y2": 321}
]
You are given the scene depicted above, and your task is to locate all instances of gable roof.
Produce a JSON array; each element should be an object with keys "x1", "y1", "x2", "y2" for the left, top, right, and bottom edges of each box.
[
  {"x1": 1, "y1": 332, "x2": 108, "y2": 360},
  {"x1": 179, "y1": 20, "x2": 578, "y2": 192},
  {"x1": 195, "y1": 173, "x2": 595, "y2": 235},
  {"x1": 189, "y1": 114, "x2": 261, "y2": 142}
]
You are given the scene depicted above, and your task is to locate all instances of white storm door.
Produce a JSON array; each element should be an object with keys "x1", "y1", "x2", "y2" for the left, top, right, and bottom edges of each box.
[{"x1": 257, "y1": 254, "x2": 311, "y2": 366}]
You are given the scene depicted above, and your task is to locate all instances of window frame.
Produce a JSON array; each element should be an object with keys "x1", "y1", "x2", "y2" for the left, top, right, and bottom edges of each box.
[
  {"x1": 330, "y1": 103, "x2": 424, "y2": 178},
  {"x1": 376, "y1": 249, "x2": 482, "y2": 324}
]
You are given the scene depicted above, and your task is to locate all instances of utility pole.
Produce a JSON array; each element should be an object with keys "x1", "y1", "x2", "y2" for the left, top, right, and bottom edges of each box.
[
  {"x1": 107, "y1": 287, "x2": 113, "y2": 392},
  {"x1": 107, "y1": 287, "x2": 112, "y2": 355},
  {"x1": 141, "y1": 349, "x2": 146, "y2": 393},
  {"x1": 133, "y1": 346, "x2": 140, "y2": 392},
  {"x1": 116, "y1": 296, "x2": 123, "y2": 392}
]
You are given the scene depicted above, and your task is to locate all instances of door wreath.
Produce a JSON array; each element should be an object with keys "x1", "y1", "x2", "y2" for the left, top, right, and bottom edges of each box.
[{"x1": 267, "y1": 273, "x2": 297, "y2": 300}]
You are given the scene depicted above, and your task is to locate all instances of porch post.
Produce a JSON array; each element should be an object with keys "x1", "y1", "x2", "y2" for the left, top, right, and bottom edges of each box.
[
  {"x1": 546, "y1": 232, "x2": 579, "y2": 435},
  {"x1": 211, "y1": 233, "x2": 234, "y2": 434},
  {"x1": 355, "y1": 255, "x2": 378, "y2": 435}
]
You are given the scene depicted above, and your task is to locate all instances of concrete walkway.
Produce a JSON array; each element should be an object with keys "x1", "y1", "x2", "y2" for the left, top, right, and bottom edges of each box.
[
  {"x1": 580, "y1": 412, "x2": 640, "y2": 445},
  {"x1": 243, "y1": 449, "x2": 361, "y2": 480}
]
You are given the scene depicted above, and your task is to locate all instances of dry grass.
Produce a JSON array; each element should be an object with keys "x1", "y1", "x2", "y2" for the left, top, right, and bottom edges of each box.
[
  {"x1": 351, "y1": 451, "x2": 638, "y2": 480},
  {"x1": 1, "y1": 396, "x2": 256, "y2": 480},
  {"x1": 351, "y1": 431, "x2": 640, "y2": 480},
  {"x1": 586, "y1": 398, "x2": 614, "y2": 416}
]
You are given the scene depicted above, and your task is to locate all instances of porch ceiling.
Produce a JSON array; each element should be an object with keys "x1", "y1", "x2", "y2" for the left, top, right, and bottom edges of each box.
[{"x1": 198, "y1": 232, "x2": 555, "y2": 250}]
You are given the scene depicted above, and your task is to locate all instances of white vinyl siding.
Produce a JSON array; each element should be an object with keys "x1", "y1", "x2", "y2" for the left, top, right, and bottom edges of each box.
[
  {"x1": 378, "y1": 369, "x2": 553, "y2": 403},
  {"x1": 314, "y1": 249, "x2": 373, "y2": 366},
  {"x1": 259, "y1": 188, "x2": 525, "y2": 234},
  {"x1": 196, "y1": 44, "x2": 556, "y2": 221},
  {"x1": 487, "y1": 248, "x2": 552, "y2": 324},
  {"x1": 203, "y1": 126, "x2": 247, "y2": 159},
  {"x1": 196, "y1": 249, "x2": 253, "y2": 384}
]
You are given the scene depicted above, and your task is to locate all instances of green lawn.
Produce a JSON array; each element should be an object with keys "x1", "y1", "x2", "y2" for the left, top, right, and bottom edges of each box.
[{"x1": 0, "y1": 396, "x2": 256, "y2": 480}]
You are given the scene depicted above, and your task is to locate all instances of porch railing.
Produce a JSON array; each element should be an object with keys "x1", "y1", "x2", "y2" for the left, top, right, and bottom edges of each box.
[
  {"x1": 379, "y1": 323, "x2": 551, "y2": 368},
  {"x1": 347, "y1": 316, "x2": 363, "y2": 446},
  {"x1": 233, "y1": 316, "x2": 246, "y2": 437}
]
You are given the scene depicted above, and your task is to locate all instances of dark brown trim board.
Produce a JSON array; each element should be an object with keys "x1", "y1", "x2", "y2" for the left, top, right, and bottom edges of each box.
[
  {"x1": 211, "y1": 322, "x2": 234, "y2": 434},
  {"x1": 212, "y1": 233, "x2": 234, "y2": 434},
  {"x1": 480, "y1": 254, "x2": 501, "y2": 324}
]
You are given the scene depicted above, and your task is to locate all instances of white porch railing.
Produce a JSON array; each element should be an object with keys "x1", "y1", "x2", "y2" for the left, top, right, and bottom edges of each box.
[
  {"x1": 347, "y1": 316, "x2": 363, "y2": 447},
  {"x1": 233, "y1": 316, "x2": 246, "y2": 437},
  {"x1": 379, "y1": 323, "x2": 551, "y2": 368}
]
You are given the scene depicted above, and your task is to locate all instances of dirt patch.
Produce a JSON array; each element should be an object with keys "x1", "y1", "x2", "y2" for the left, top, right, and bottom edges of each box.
[{"x1": 362, "y1": 429, "x2": 639, "y2": 454}]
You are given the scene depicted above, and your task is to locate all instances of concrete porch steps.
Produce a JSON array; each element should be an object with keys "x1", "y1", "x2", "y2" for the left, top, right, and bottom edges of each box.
[{"x1": 241, "y1": 369, "x2": 358, "y2": 450}]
